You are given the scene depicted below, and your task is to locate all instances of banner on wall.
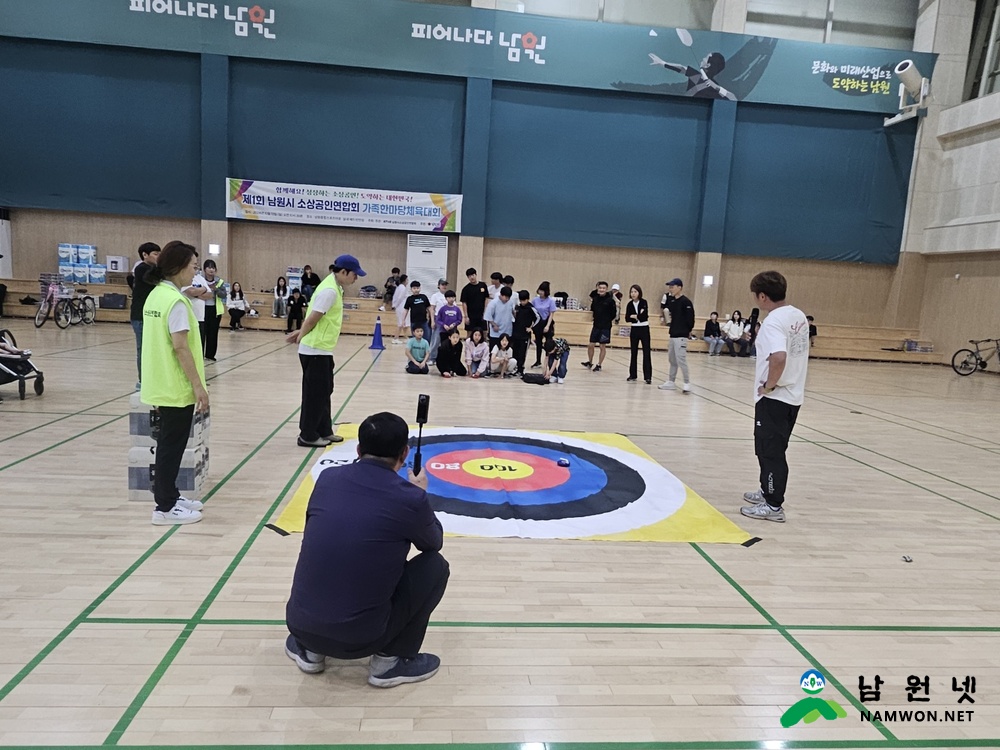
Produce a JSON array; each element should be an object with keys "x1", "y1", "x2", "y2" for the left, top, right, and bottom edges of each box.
[
  {"x1": 2, "y1": 0, "x2": 937, "y2": 115},
  {"x1": 226, "y1": 179, "x2": 462, "y2": 233}
]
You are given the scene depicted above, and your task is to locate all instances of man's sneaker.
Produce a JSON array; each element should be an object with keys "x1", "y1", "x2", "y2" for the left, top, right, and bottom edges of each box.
[
  {"x1": 531, "y1": 362, "x2": 542, "y2": 369},
  {"x1": 626, "y1": 377, "x2": 637, "y2": 382},
  {"x1": 592, "y1": 365, "x2": 602, "y2": 373},
  {"x1": 556, "y1": 377, "x2": 565, "y2": 384},
  {"x1": 741, "y1": 502, "x2": 785, "y2": 523},
  {"x1": 743, "y1": 489, "x2": 765, "y2": 504},
  {"x1": 581, "y1": 361, "x2": 593, "y2": 369},
  {"x1": 368, "y1": 652, "x2": 441, "y2": 688},
  {"x1": 297, "y1": 436, "x2": 331, "y2": 448},
  {"x1": 151, "y1": 506, "x2": 202, "y2": 526},
  {"x1": 645, "y1": 379, "x2": 652, "y2": 385},
  {"x1": 321, "y1": 434, "x2": 345, "y2": 444},
  {"x1": 175, "y1": 497, "x2": 204, "y2": 512},
  {"x1": 682, "y1": 383, "x2": 691, "y2": 393},
  {"x1": 658, "y1": 381, "x2": 676, "y2": 390},
  {"x1": 284, "y1": 635, "x2": 325, "y2": 674}
]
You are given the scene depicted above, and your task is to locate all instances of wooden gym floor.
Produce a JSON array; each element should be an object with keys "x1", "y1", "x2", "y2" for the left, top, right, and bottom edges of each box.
[{"x1": 1, "y1": 319, "x2": 999, "y2": 750}]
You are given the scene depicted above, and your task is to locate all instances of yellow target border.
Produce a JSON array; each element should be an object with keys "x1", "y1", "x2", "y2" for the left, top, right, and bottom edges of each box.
[{"x1": 272, "y1": 425, "x2": 751, "y2": 544}]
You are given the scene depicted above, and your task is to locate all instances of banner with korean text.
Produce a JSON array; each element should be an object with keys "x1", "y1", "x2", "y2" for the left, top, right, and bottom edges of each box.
[{"x1": 226, "y1": 179, "x2": 462, "y2": 233}]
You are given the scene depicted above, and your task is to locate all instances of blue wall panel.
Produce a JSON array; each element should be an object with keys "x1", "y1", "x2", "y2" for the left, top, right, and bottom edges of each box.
[
  {"x1": 724, "y1": 104, "x2": 917, "y2": 264},
  {"x1": 0, "y1": 38, "x2": 201, "y2": 217},
  {"x1": 229, "y1": 60, "x2": 465, "y2": 195},
  {"x1": 485, "y1": 83, "x2": 711, "y2": 250}
]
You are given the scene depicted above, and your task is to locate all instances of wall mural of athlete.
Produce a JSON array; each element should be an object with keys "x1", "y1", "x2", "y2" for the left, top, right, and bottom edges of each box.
[{"x1": 613, "y1": 28, "x2": 778, "y2": 101}]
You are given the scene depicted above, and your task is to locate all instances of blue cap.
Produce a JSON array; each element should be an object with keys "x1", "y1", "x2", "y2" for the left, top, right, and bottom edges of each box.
[
  {"x1": 666, "y1": 277, "x2": 683, "y2": 287},
  {"x1": 334, "y1": 254, "x2": 366, "y2": 277}
]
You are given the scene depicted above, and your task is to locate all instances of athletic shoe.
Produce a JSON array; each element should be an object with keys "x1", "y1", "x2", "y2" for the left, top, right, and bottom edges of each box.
[
  {"x1": 556, "y1": 377, "x2": 565, "y2": 384},
  {"x1": 205, "y1": 357, "x2": 217, "y2": 363},
  {"x1": 428, "y1": 360, "x2": 435, "y2": 367},
  {"x1": 741, "y1": 502, "x2": 785, "y2": 523},
  {"x1": 151, "y1": 506, "x2": 202, "y2": 526},
  {"x1": 581, "y1": 361, "x2": 593, "y2": 369},
  {"x1": 682, "y1": 383, "x2": 691, "y2": 394},
  {"x1": 658, "y1": 381, "x2": 676, "y2": 390},
  {"x1": 645, "y1": 379, "x2": 652, "y2": 385},
  {"x1": 175, "y1": 497, "x2": 204, "y2": 512},
  {"x1": 626, "y1": 377, "x2": 637, "y2": 382},
  {"x1": 368, "y1": 652, "x2": 440, "y2": 688},
  {"x1": 378, "y1": 305, "x2": 385, "y2": 311},
  {"x1": 297, "y1": 436, "x2": 331, "y2": 448},
  {"x1": 321, "y1": 434, "x2": 345, "y2": 444},
  {"x1": 284, "y1": 635, "x2": 325, "y2": 674},
  {"x1": 743, "y1": 489, "x2": 764, "y2": 504},
  {"x1": 592, "y1": 365, "x2": 602, "y2": 373},
  {"x1": 531, "y1": 362, "x2": 542, "y2": 369}
]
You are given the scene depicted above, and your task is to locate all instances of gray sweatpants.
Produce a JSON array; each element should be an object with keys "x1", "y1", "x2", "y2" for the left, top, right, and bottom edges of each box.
[{"x1": 668, "y1": 337, "x2": 690, "y2": 384}]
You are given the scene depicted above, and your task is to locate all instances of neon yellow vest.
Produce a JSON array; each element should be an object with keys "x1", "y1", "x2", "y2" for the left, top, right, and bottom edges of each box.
[
  {"x1": 140, "y1": 281, "x2": 206, "y2": 407},
  {"x1": 300, "y1": 274, "x2": 344, "y2": 352},
  {"x1": 211, "y1": 277, "x2": 225, "y2": 315}
]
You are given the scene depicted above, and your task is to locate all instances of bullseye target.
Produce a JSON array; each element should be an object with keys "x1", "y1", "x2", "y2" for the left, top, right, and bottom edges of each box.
[{"x1": 277, "y1": 426, "x2": 752, "y2": 543}]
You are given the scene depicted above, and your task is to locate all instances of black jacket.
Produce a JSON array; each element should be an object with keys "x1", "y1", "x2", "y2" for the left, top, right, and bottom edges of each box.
[
  {"x1": 665, "y1": 294, "x2": 695, "y2": 338},
  {"x1": 625, "y1": 298, "x2": 649, "y2": 324}
]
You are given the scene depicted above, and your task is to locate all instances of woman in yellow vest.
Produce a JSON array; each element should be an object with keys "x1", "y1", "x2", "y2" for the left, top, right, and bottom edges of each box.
[
  {"x1": 286, "y1": 254, "x2": 365, "y2": 447},
  {"x1": 140, "y1": 241, "x2": 210, "y2": 526}
]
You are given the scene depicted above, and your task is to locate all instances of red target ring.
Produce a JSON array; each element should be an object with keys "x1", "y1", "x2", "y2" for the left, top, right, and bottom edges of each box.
[{"x1": 427, "y1": 449, "x2": 569, "y2": 491}]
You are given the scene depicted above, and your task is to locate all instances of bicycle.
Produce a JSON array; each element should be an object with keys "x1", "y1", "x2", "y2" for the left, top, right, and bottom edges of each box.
[
  {"x1": 34, "y1": 283, "x2": 96, "y2": 329},
  {"x1": 951, "y1": 338, "x2": 1000, "y2": 376}
]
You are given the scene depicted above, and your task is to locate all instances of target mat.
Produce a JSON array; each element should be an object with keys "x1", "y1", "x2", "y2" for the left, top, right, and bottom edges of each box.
[{"x1": 273, "y1": 426, "x2": 751, "y2": 543}]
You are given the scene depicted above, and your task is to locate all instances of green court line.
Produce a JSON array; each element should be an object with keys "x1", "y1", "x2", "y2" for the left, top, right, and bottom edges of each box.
[
  {"x1": 103, "y1": 347, "x2": 381, "y2": 745},
  {"x1": 640, "y1": 357, "x2": 1000, "y2": 524},
  {"x1": 691, "y1": 543, "x2": 896, "y2": 742},
  {"x1": 10, "y1": 738, "x2": 1000, "y2": 750},
  {"x1": 0, "y1": 340, "x2": 288, "y2": 471},
  {"x1": 82, "y1": 616, "x2": 1000, "y2": 633},
  {"x1": 32, "y1": 336, "x2": 134, "y2": 358},
  {"x1": 0, "y1": 413, "x2": 127, "y2": 472},
  {"x1": 0, "y1": 342, "x2": 365, "y2": 711},
  {"x1": 0, "y1": 337, "x2": 278, "y2": 445}
]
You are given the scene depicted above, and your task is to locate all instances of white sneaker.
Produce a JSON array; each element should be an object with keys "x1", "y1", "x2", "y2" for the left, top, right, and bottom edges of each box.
[
  {"x1": 378, "y1": 305, "x2": 386, "y2": 311},
  {"x1": 151, "y1": 506, "x2": 202, "y2": 526},
  {"x1": 556, "y1": 377, "x2": 565, "y2": 384},
  {"x1": 175, "y1": 497, "x2": 204, "y2": 512},
  {"x1": 682, "y1": 383, "x2": 691, "y2": 393},
  {"x1": 658, "y1": 381, "x2": 676, "y2": 390}
]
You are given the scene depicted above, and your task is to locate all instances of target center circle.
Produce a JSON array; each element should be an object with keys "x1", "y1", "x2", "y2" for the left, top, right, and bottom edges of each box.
[{"x1": 462, "y1": 457, "x2": 534, "y2": 480}]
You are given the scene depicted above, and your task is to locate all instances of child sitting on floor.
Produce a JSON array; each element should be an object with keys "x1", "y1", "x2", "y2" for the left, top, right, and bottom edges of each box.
[
  {"x1": 490, "y1": 333, "x2": 516, "y2": 378},
  {"x1": 405, "y1": 326, "x2": 430, "y2": 374},
  {"x1": 436, "y1": 329, "x2": 467, "y2": 378},
  {"x1": 464, "y1": 328, "x2": 490, "y2": 379}
]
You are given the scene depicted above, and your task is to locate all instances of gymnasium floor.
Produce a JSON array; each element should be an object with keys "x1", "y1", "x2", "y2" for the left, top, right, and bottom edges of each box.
[{"x1": 1, "y1": 319, "x2": 999, "y2": 750}]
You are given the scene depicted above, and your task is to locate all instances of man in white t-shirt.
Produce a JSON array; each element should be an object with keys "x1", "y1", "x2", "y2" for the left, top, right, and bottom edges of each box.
[
  {"x1": 740, "y1": 270, "x2": 809, "y2": 524},
  {"x1": 427, "y1": 278, "x2": 449, "y2": 365},
  {"x1": 181, "y1": 268, "x2": 215, "y2": 349}
]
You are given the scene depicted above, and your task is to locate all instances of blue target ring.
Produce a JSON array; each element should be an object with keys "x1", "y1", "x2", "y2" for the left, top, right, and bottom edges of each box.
[{"x1": 402, "y1": 434, "x2": 646, "y2": 521}]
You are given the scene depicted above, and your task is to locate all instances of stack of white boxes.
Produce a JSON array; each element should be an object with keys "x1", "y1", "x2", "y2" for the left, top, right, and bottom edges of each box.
[{"x1": 127, "y1": 393, "x2": 210, "y2": 502}]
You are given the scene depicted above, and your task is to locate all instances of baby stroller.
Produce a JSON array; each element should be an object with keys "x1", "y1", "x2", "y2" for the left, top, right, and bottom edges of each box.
[{"x1": 0, "y1": 329, "x2": 44, "y2": 401}]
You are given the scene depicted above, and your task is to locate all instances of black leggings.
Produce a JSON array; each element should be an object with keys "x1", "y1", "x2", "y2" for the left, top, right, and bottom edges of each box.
[
  {"x1": 228, "y1": 309, "x2": 245, "y2": 329},
  {"x1": 532, "y1": 320, "x2": 552, "y2": 365},
  {"x1": 629, "y1": 326, "x2": 652, "y2": 381}
]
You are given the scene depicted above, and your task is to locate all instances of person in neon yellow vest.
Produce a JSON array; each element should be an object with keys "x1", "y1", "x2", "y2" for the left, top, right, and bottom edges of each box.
[
  {"x1": 140, "y1": 241, "x2": 210, "y2": 526},
  {"x1": 286, "y1": 254, "x2": 365, "y2": 447}
]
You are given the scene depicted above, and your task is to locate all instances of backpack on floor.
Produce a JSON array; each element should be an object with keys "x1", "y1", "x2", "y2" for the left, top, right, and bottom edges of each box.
[{"x1": 521, "y1": 373, "x2": 548, "y2": 385}]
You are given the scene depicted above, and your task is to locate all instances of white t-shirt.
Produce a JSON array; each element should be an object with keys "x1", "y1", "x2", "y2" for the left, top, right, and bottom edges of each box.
[
  {"x1": 162, "y1": 282, "x2": 192, "y2": 334},
  {"x1": 181, "y1": 274, "x2": 208, "y2": 322},
  {"x1": 754, "y1": 304, "x2": 809, "y2": 405},
  {"x1": 429, "y1": 290, "x2": 447, "y2": 320},
  {"x1": 488, "y1": 284, "x2": 502, "y2": 300},
  {"x1": 298, "y1": 285, "x2": 339, "y2": 356}
]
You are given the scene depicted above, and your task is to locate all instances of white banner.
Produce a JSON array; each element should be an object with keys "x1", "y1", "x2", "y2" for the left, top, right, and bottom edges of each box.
[{"x1": 226, "y1": 178, "x2": 461, "y2": 233}]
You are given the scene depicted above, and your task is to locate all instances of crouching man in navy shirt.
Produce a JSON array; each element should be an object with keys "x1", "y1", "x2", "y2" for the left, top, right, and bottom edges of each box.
[{"x1": 284, "y1": 411, "x2": 450, "y2": 688}]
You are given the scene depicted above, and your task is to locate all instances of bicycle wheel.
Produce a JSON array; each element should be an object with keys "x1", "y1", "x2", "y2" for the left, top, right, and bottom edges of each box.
[
  {"x1": 81, "y1": 296, "x2": 97, "y2": 324},
  {"x1": 34, "y1": 298, "x2": 52, "y2": 328},
  {"x1": 951, "y1": 349, "x2": 979, "y2": 376},
  {"x1": 54, "y1": 299, "x2": 73, "y2": 329},
  {"x1": 69, "y1": 298, "x2": 83, "y2": 326}
]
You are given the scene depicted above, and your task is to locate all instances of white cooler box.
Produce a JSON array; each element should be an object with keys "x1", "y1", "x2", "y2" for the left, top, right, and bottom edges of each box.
[{"x1": 127, "y1": 444, "x2": 209, "y2": 502}]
